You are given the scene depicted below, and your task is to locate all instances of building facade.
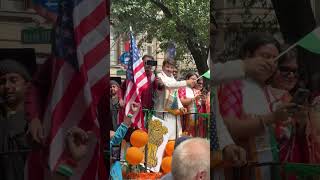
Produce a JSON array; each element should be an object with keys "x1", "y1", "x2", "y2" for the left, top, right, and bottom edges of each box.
[
  {"x1": 110, "y1": 25, "x2": 166, "y2": 80},
  {"x1": 0, "y1": 0, "x2": 53, "y2": 64}
]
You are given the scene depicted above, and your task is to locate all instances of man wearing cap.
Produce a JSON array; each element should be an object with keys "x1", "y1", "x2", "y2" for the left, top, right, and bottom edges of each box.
[
  {"x1": 0, "y1": 58, "x2": 32, "y2": 180},
  {"x1": 25, "y1": 58, "x2": 109, "y2": 179},
  {"x1": 110, "y1": 80, "x2": 121, "y2": 130}
]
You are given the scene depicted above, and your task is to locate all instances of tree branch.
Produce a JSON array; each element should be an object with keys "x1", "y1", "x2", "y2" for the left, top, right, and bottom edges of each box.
[
  {"x1": 149, "y1": 0, "x2": 173, "y2": 18},
  {"x1": 149, "y1": 0, "x2": 208, "y2": 73}
]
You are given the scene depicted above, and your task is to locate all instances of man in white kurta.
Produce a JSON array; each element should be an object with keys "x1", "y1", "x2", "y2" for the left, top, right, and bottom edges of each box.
[{"x1": 154, "y1": 59, "x2": 195, "y2": 140}]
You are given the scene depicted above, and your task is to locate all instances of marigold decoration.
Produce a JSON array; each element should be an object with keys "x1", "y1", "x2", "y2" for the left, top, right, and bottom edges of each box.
[
  {"x1": 126, "y1": 147, "x2": 144, "y2": 165},
  {"x1": 161, "y1": 156, "x2": 172, "y2": 173},
  {"x1": 130, "y1": 129, "x2": 148, "y2": 147},
  {"x1": 165, "y1": 141, "x2": 175, "y2": 156},
  {"x1": 167, "y1": 109, "x2": 184, "y2": 116},
  {"x1": 123, "y1": 172, "x2": 163, "y2": 179}
]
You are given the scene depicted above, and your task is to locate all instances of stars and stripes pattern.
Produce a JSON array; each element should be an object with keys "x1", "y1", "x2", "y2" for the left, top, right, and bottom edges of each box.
[
  {"x1": 32, "y1": 0, "x2": 59, "y2": 22},
  {"x1": 26, "y1": 0, "x2": 109, "y2": 179},
  {"x1": 124, "y1": 32, "x2": 148, "y2": 128}
]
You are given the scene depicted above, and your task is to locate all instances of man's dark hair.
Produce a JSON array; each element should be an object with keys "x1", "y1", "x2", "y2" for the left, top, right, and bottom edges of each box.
[
  {"x1": 142, "y1": 55, "x2": 154, "y2": 61},
  {"x1": 162, "y1": 58, "x2": 176, "y2": 67},
  {"x1": 239, "y1": 32, "x2": 281, "y2": 59}
]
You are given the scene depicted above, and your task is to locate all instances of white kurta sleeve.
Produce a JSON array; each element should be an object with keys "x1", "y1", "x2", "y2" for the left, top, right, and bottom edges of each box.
[
  {"x1": 158, "y1": 72, "x2": 187, "y2": 88},
  {"x1": 212, "y1": 60, "x2": 245, "y2": 85}
]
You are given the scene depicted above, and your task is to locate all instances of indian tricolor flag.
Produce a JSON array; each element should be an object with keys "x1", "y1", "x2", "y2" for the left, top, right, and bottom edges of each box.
[
  {"x1": 298, "y1": 27, "x2": 320, "y2": 54},
  {"x1": 275, "y1": 27, "x2": 320, "y2": 61}
]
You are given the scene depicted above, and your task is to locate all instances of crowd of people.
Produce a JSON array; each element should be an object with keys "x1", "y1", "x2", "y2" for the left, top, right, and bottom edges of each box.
[
  {"x1": 110, "y1": 55, "x2": 211, "y2": 140},
  {"x1": 109, "y1": 55, "x2": 213, "y2": 179},
  {"x1": 1, "y1": 32, "x2": 320, "y2": 180}
]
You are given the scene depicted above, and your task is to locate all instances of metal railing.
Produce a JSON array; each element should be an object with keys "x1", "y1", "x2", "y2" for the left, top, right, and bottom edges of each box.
[
  {"x1": 138, "y1": 109, "x2": 211, "y2": 172},
  {"x1": 142, "y1": 109, "x2": 211, "y2": 139},
  {"x1": 216, "y1": 161, "x2": 320, "y2": 180}
]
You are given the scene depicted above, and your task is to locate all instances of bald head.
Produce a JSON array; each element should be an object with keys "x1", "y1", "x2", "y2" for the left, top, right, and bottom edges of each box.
[{"x1": 171, "y1": 138, "x2": 210, "y2": 180}]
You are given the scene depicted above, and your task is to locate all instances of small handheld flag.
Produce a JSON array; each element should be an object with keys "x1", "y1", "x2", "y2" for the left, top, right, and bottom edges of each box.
[
  {"x1": 298, "y1": 27, "x2": 320, "y2": 54},
  {"x1": 197, "y1": 70, "x2": 210, "y2": 80},
  {"x1": 274, "y1": 27, "x2": 320, "y2": 62}
]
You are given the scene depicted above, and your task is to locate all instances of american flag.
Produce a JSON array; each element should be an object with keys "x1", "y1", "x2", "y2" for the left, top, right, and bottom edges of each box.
[
  {"x1": 33, "y1": 0, "x2": 59, "y2": 22},
  {"x1": 124, "y1": 32, "x2": 148, "y2": 128},
  {"x1": 25, "y1": 0, "x2": 109, "y2": 179}
]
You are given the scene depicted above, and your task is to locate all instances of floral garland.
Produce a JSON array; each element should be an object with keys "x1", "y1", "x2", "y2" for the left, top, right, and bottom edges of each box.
[{"x1": 122, "y1": 172, "x2": 163, "y2": 179}]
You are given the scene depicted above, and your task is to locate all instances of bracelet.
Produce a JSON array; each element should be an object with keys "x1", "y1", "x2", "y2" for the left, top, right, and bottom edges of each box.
[
  {"x1": 56, "y1": 164, "x2": 74, "y2": 177},
  {"x1": 63, "y1": 158, "x2": 78, "y2": 168}
]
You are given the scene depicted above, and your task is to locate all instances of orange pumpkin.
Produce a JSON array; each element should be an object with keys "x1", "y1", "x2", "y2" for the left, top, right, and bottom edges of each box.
[
  {"x1": 126, "y1": 147, "x2": 144, "y2": 165},
  {"x1": 165, "y1": 141, "x2": 175, "y2": 156},
  {"x1": 161, "y1": 156, "x2": 172, "y2": 173},
  {"x1": 130, "y1": 129, "x2": 149, "y2": 147}
]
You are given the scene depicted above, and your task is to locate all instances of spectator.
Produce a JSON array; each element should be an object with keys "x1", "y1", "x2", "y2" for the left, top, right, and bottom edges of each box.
[
  {"x1": 51, "y1": 127, "x2": 93, "y2": 180},
  {"x1": 110, "y1": 102, "x2": 140, "y2": 180},
  {"x1": 117, "y1": 55, "x2": 158, "y2": 130},
  {"x1": 141, "y1": 55, "x2": 159, "y2": 110},
  {"x1": 172, "y1": 66, "x2": 179, "y2": 80},
  {"x1": 0, "y1": 58, "x2": 33, "y2": 180},
  {"x1": 178, "y1": 72, "x2": 204, "y2": 136},
  {"x1": 171, "y1": 138, "x2": 210, "y2": 180},
  {"x1": 195, "y1": 77, "x2": 208, "y2": 137},
  {"x1": 26, "y1": 57, "x2": 109, "y2": 180},
  {"x1": 110, "y1": 80, "x2": 122, "y2": 130},
  {"x1": 267, "y1": 46, "x2": 309, "y2": 179}
]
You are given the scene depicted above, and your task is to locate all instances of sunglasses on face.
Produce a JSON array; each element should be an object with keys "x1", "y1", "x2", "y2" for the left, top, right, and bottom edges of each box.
[{"x1": 278, "y1": 66, "x2": 299, "y2": 77}]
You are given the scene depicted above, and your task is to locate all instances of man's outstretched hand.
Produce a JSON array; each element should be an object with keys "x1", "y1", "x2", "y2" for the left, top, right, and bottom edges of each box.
[
  {"x1": 28, "y1": 118, "x2": 45, "y2": 145},
  {"x1": 66, "y1": 127, "x2": 95, "y2": 161}
]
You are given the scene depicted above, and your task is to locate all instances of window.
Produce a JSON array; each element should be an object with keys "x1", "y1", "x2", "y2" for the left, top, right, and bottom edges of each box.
[{"x1": 0, "y1": 0, "x2": 27, "y2": 11}]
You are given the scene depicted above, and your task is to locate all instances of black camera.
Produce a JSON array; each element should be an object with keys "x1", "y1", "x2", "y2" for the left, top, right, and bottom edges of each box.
[{"x1": 146, "y1": 60, "x2": 157, "y2": 66}]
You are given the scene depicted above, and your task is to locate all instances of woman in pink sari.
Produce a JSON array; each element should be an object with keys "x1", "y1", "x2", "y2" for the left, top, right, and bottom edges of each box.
[
  {"x1": 194, "y1": 78, "x2": 209, "y2": 137},
  {"x1": 178, "y1": 72, "x2": 206, "y2": 137},
  {"x1": 218, "y1": 33, "x2": 295, "y2": 180}
]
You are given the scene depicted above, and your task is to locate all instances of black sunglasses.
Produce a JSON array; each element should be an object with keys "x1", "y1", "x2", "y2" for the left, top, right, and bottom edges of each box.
[{"x1": 278, "y1": 66, "x2": 299, "y2": 77}]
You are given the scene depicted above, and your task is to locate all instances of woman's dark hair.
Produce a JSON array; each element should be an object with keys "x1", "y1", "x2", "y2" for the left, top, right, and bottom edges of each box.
[
  {"x1": 197, "y1": 77, "x2": 203, "y2": 83},
  {"x1": 239, "y1": 32, "x2": 281, "y2": 59},
  {"x1": 278, "y1": 44, "x2": 298, "y2": 66},
  {"x1": 185, "y1": 72, "x2": 198, "y2": 80}
]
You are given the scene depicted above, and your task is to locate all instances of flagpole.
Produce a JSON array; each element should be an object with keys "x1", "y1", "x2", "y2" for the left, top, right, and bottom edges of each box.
[
  {"x1": 196, "y1": 74, "x2": 204, "y2": 81},
  {"x1": 273, "y1": 41, "x2": 299, "y2": 62}
]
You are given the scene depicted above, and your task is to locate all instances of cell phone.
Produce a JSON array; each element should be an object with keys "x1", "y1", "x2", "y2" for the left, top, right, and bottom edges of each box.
[
  {"x1": 111, "y1": 145, "x2": 121, "y2": 161},
  {"x1": 146, "y1": 60, "x2": 157, "y2": 66},
  {"x1": 292, "y1": 88, "x2": 310, "y2": 105}
]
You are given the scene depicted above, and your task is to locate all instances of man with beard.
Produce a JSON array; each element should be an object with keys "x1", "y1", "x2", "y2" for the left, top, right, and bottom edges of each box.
[
  {"x1": 0, "y1": 49, "x2": 36, "y2": 180},
  {"x1": 110, "y1": 79, "x2": 122, "y2": 130}
]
